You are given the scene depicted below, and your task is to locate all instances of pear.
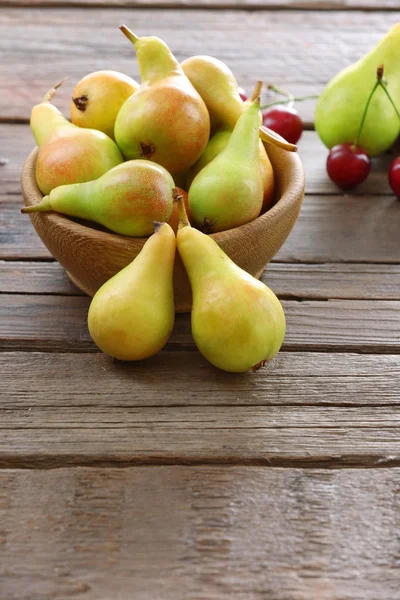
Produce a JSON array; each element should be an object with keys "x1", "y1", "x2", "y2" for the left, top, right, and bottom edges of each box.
[
  {"x1": 180, "y1": 55, "x2": 296, "y2": 152},
  {"x1": 315, "y1": 24, "x2": 400, "y2": 156},
  {"x1": 176, "y1": 199, "x2": 285, "y2": 373},
  {"x1": 31, "y1": 80, "x2": 124, "y2": 195},
  {"x1": 114, "y1": 26, "x2": 210, "y2": 174},
  {"x1": 22, "y1": 160, "x2": 175, "y2": 237},
  {"x1": 71, "y1": 70, "x2": 140, "y2": 140},
  {"x1": 188, "y1": 100, "x2": 263, "y2": 232},
  {"x1": 186, "y1": 127, "x2": 275, "y2": 211},
  {"x1": 167, "y1": 188, "x2": 192, "y2": 233},
  {"x1": 88, "y1": 222, "x2": 176, "y2": 361}
]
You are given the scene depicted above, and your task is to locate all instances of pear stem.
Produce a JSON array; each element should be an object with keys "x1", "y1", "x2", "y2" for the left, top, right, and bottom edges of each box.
[
  {"x1": 42, "y1": 78, "x2": 67, "y2": 103},
  {"x1": 250, "y1": 81, "x2": 263, "y2": 102},
  {"x1": 173, "y1": 189, "x2": 190, "y2": 229},
  {"x1": 119, "y1": 25, "x2": 140, "y2": 45},
  {"x1": 260, "y1": 95, "x2": 319, "y2": 109},
  {"x1": 21, "y1": 197, "x2": 52, "y2": 214}
]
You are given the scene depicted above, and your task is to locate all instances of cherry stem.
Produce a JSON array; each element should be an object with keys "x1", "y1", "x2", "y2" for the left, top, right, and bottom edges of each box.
[
  {"x1": 354, "y1": 79, "x2": 380, "y2": 146},
  {"x1": 379, "y1": 80, "x2": 400, "y2": 122},
  {"x1": 260, "y1": 95, "x2": 319, "y2": 109}
]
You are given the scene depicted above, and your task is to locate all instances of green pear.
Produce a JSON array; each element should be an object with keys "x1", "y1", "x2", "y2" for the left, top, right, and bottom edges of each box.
[
  {"x1": 22, "y1": 160, "x2": 175, "y2": 237},
  {"x1": 186, "y1": 127, "x2": 275, "y2": 211},
  {"x1": 71, "y1": 70, "x2": 140, "y2": 140},
  {"x1": 88, "y1": 222, "x2": 176, "y2": 360},
  {"x1": 176, "y1": 200, "x2": 285, "y2": 373},
  {"x1": 315, "y1": 23, "x2": 400, "y2": 156},
  {"x1": 188, "y1": 100, "x2": 263, "y2": 232},
  {"x1": 31, "y1": 80, "x2": 124, "y2": 195},
  {"x1": 180, "y1": 55, "x2": 296, "y2": 152},
  {"x1": 114, "y1": 26, "x2": 210, "y2": 174}
]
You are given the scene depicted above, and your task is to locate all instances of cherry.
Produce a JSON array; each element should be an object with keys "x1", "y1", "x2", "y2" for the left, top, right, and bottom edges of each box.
[
  {"x1": 262, "y1": 105, "x2": 303, "y2": 144},
  {"x1": 238, "y1": 87, "x2": 247, "y2": 102},
  {"x1": 326, "y1": 144, "x2": 371, "y2": 191},
  {"x1": 388, "y1": 157, "x2": 400, "y2": 197}
]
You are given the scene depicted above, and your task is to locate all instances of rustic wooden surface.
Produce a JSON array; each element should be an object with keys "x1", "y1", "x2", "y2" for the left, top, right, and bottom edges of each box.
[{"x1": 1, "y1": 1, "x2": 400, "y2": 598}]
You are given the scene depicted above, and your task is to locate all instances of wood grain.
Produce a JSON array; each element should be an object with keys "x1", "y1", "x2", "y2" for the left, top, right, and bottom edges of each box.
[
  {"x1": 1, "y1": 9, "x2": 398, "y2": 122},
  {"x1": 0, "y1": 294, "x2": 399, "y2": 353},
  {"x1": 0, "y1": 402, "x2": 399, "y2": 466},
  {"x1": 2, "y1": 1, "x2": 399, "y2": 8},
  {"x1": 1, "y1": 350, "x2": 399, "y2": 407},
  {"x1": 0, "y1": 466, "x2": 398, "y2": 600},
  {"x1": 3, "y1": 260, "x2": 400, "y2": 299}
]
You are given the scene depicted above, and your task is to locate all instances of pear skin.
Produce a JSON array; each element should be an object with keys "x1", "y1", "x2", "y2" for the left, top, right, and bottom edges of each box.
[
  {"x1": 188, "y1": 100, "x2": 263, "y2": 232},
  {"x1": 88, "y1": 222, "x2": 176, "y2": 360},
  {"x1": 315, "y1": 24, "x2": 400, "y2": 156},
  {"x1": 31, "y1": 81, "x2": 124, "y2": 195},
  {"x1": 181, "y1": 55, "x2": 296, "y2": 152},
  {"x1": 71, "y1": 70, "x2": 140, "y2": 140},
  {"x1": 114, "y1": 26, "x2": 210, "y2": 174},
  {"x1": 186, "y1": 128, "x2": 275, "y2": 211},
  {"x1": 22, "y1": 160, "x2": 175, "y2": 237},
  {"x1": 176, "y1": 201, "x2": 285, "y2": 373}
]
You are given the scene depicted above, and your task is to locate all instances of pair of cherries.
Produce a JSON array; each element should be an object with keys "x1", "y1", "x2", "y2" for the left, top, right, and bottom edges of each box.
[
  {"x1": 239, "y1": 87, "x2": 304, "y2": 145},
  {"x1": 327, "y1": 144, "x2": 400, "y2": 196}
]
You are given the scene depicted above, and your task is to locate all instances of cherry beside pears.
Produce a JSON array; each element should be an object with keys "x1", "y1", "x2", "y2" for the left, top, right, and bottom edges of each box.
[
  {"x1": 31, "y1": 81, "x2": 124, "y2": 195},
  {"x1": 176, "y1": 198, "x2": 286, "y2": 373},
  {"x1": 22, "y1": 160, "x2": 176, "y2": 237},
  {"x1": 114, "y1": 26, "x2": 210, "y2": 174},
  {"x1": 88, "y1": 222, "x2": 176, "y2": 361}
]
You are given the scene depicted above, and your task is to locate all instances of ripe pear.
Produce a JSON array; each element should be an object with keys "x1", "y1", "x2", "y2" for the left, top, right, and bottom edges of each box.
[
  {"x1": 180, "y1": 55, "x2": 296, "y2": 152},
  {"x1": 88, "y1": 222, "x2": 176, "y2": 361},
  {"x1": 186, "y1": 127, "x2": 275, "y2": 211},
  {"x1": 22, "y1": 160, "x2": 175, "y2": 237},
  {"x1": 31, "y1": 80, "x2": 124, "y2": 195},
  {"x1": 315, "y1": 24, "x2": 400, "y2": 156},
  {"x1": 114, "y1": 26, "x2": 210, "y2": 174},
  {"x1": 71, "y1": 70, "x2": 140, "y2": 140},
  {"x1": 176, "y1": 200, "x2": 285, "y2": 373},
  {"x1": 188, "y1": 100, "x2": 263, "y2": 232}
]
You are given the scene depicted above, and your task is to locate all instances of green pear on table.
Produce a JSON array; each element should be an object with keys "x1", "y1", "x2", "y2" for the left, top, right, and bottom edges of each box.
[
  {"x1": 188, "y1": 99, "x2": 263, "y2": 232},
  {"x1": 22, "y1": 160, "x2": 175, "y2": 237},
  {"x1": 315, "y1": 23, "x2": 400, "y2": 156},
  {"x1": 31, "y1": 80, "x2": 123, "y2": 195},
  {"x1": 88, "y1": 222, "x2": 176, "y2": 361},
  {"x1": 114, "y1": 25, "x2": 210, "y2": 174},
  {"x1": 176, "y1": 198, "x2": 285, "y2": 373}
]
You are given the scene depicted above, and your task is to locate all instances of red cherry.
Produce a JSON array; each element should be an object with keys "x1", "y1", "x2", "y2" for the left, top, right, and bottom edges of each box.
[
  {"x1": 262, "y1": 105, "x2": 303, "y2": 144},
  {"x1": 238, "y1": 87, "x2": 247, "y2": 102},
  {"x1": 326, "y1": 144, "x2": 371, "y2": 191},
  {"x1": 388, "y1": 156, "x2": 400, "y2": 197}
]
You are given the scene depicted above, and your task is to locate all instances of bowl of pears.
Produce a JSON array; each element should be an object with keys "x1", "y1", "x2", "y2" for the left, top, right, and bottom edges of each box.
[{"x1": 21, "y1": 25, "x2": 304, "y2": 372}]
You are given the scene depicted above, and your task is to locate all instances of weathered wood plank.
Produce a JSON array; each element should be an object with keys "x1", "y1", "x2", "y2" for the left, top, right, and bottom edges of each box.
[
  {"x1": 1, "y1": 351, "x2": 399, "y2": 407},
  {"x1": 0, "y1": 261, "x2": 81, "y2": 294},
  {"x1": 0, "y1": 202, "x2": 51, "y2": 259},
  {"x1": 2, "y1": 1, "x2": 399, "y2": 9},
  {"x1": 3, "y1": 260, "x2": 400, "y2": 299},
  {"x1": 265, "y1": 263, "x2": 400, "y2": 300},
  {"x1": 0, "y1": 9, "x2": 397, "y2": 121},
  {"x1": 0, "y1": 467, "x2": 399, "y2": 600},
  {"x1": 0, "y1": 294, "x2": 399, "y2": 353},
  {"x1": 0, "y1": 404, "x2": 399, "y2": 466}
]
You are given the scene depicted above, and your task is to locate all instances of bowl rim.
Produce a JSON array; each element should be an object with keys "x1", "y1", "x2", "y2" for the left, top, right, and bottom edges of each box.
[{"x1": 21, "y1": 145, "x2": 305, "y2": 246}]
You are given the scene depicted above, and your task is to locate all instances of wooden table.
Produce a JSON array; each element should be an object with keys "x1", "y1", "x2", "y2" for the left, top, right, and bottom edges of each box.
[{"x1": 1, "y1": 2, "x2": 400, "y2": 598}]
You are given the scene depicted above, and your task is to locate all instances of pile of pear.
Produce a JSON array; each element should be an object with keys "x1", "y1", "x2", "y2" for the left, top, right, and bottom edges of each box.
[
  {"x1": 21, "y1": 24, "x2": 291, "y2": 372},
  {"x1": 23, "y1": 25, "x2": 297, "y2": 237}
]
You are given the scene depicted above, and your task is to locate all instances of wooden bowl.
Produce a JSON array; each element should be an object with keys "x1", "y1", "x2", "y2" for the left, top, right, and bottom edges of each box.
[{"x1": 21, "y1": 145, "x2": 305, "y2": 312}]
